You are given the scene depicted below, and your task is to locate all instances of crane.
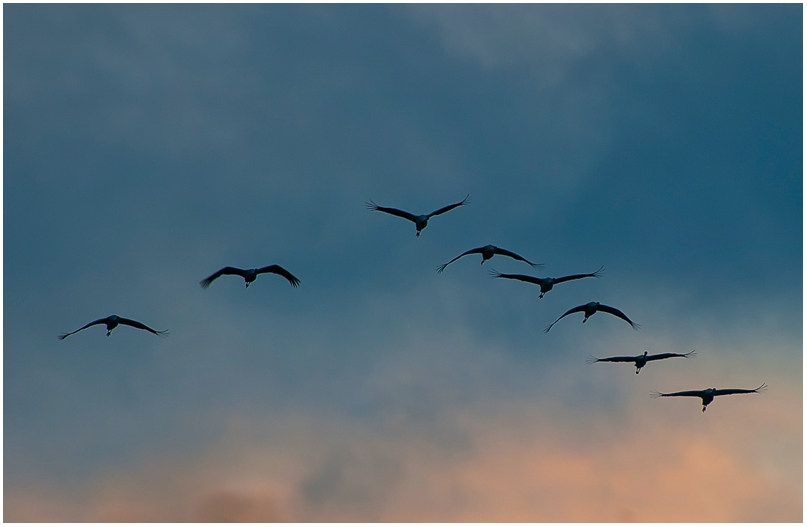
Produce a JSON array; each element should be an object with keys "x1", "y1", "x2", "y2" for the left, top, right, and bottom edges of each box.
[
  {"x1": 437, "y1": 245, "x2": 541, "y2": 273},
  {"x1": 652, "y1": 383, "x2": 767, "y2": 412},
  {"x1": 587, "y1": 350, "x2": 695, "y2": 374},
  {"x1": 366, "y1": 195, "x2": 469, "y2": 237},
  {"x1": 59, "y1": 315, "x2": 168, "y2": 339},
  {"x1": 490, "y1": 266, "x2": 603, "y2": 297},
  {"x1": 200, "y1": 265, "x2": 300, "y2": 289},
  {"x1": 544, "y1": 301, "x2": 639, "y2": 333}
]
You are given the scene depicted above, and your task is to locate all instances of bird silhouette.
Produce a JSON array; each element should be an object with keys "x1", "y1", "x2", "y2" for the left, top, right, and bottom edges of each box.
[
  {"x1": 59, "y1": 315, "x2": 168, "y2": 339},
  {"x1": 544, "y1": 301, "x2": 639, "y2": 333},
  {"x1": 490, "y1": 266, "x2": 603, "y2": 297},
  {"x1": 437, "y1": 245, "x2": 541, "y2": 273},
  {"x1": 366, "y1": 195, "x2": 469, "y2": 237},
  {"x1": 200, "y1": 265, "x2": 300, "y2": 289},
  {"x1": 587, "y1": 350, "x2": 695, "y2": 374},
  {"x1": 652, "y1": 383, "x2": 766, "y2": 412}
]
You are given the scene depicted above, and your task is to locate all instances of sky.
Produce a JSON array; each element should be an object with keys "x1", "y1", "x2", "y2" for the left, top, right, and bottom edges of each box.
[{"x1": 3, "y1": 3, "x2": 803, "y2": 522}]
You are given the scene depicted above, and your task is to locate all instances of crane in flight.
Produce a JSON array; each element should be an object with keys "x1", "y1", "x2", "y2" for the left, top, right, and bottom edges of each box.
[
  {"x1": 200, "y1": 265, "x2": 300, "y2": 289},
  {"x1": 652, "y1": 383, "x2": 766, "y2": 412},
  {"x1": 366, "y1": 195, "x2": 469, "y2": 237},
  {"x1": 437, "y1": 245, "x2": 541, "y2": 273},
  {"x1": 544, "y1": 301, "x2": 639, "y2": 333},
  {"x1": 587, "y1": 350, "x2": 696, "y2": 374},
  {"x1": 490, "y1": 266, "x2": 603, "y2": 297},
  {"x1": 59, "y1": 315, "x2": 168, "y2": 339}
]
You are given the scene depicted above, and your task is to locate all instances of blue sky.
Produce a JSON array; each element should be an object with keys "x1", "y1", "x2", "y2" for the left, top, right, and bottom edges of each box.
[{"x1": 4, "y1": 4, "x2": 802, "y2": 521}]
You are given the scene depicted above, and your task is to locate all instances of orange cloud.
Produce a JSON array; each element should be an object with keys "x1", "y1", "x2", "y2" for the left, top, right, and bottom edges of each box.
[{"x1": 6, "y1": 394, "x2": 800, "y2": 523}]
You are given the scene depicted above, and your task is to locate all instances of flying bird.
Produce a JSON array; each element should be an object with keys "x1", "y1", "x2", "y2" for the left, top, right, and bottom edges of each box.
[
  {"x1": 366, "y1": 195, "x2": 470, "y2": 237},
  {"x1": 437, "y1": 245, "x2": 542, "y2": 273},
  {"x1": 58, "y1": 315, "x2": 168, "y2": 339},
  {"x1": 544, "y1": 301, "x2": 639, "y2": 333},
  {"x1": 200, "y1": 265, "x2": 300, "y2": 289},
  {"x1": 587, "y1": 350, "x2": 696, "y2": 374},
  {"x1": 490, "y1": 266, "x2": 603, "y2": 297},
  {"x1": 652, "y1": 383, "x2": 766, "y2": 412}
]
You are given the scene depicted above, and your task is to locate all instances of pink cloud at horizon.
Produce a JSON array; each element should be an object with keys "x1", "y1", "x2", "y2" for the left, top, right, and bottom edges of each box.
[{"x1": 6, "y1": 387, "x2": 800, "y2": 523}]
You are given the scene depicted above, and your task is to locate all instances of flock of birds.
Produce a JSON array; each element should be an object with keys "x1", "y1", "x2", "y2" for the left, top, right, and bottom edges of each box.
[{"x1": 59, "y1": 195, "x2": 766, "y2": 413}]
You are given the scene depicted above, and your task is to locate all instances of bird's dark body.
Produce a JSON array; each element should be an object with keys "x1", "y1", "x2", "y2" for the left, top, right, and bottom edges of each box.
[
  {"x1": 581, "y1": 302, "x2": 598, "y2": 321},
  {"x1": 537, "y1": 279, "x2": 554, "y2": 296},
  {"x1": 104, "y1": 315, "x2": 120, "y2": 334},
  {"x1": 242, "y1": 269, "x2": 259, "y2": 286},
  {"x1": 414, "y1": 215, "x2": 429, "y2": 235},
  {"x1": 635, "y1": 353, "x2": 648, "y2": 371},
  {"x1": 480, "y1": 245, "x2": 496, "y2": 262},
  {"x1": 700, "y1": 390, "x2": 716, "y2": 409}
]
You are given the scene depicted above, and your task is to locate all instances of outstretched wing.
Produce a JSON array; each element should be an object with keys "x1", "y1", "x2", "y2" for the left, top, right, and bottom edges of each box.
[
  {"x1": 489, "y1": 270, "x2": 544, "y2": 286},
  {"x1": 58, "y1": 317, "x2": 109, "y2": 340},
  {"x1": 257, "y1": 264, "x2": 301, "y2": 287},
  {"x1": 587, "y1": 354, "x2": 639, "y2": 364},
  {"x1": 366, "y1": 200, "x2": 419, "y2": 223},
  {"x1": 117, "y1": 317, "x2": 169, "y2": 337},
  {"x1": 544, "y1": 304, "x2": 587, "y2": 333},
  {"x1": 437, "y1": 247, "x2": 484, "y2": 273},
  {"x1": 200, "y1": 267, "x2": 248, "y2": 289},
  {"x1": 714, "y1": 384, "x2": 767, "y2": 397},
  {"x1": 652, "y1": 389, "x2": 707, "y2": 399},
  {"x1": 646, "y1": 350, "x2": 696, "y2": 362},
  {"x1": 427, "y1": 194, "x2": 470, "y2": 218},
  {"x1": 492, "y1": 247, "x2": 542, "y2": 268},
  {"x1": 597, "y1": 304, "x2": 640, "y2": 330},
  {"x1": 553, "y1": 266, "x2": 604, "y2": 284}
]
